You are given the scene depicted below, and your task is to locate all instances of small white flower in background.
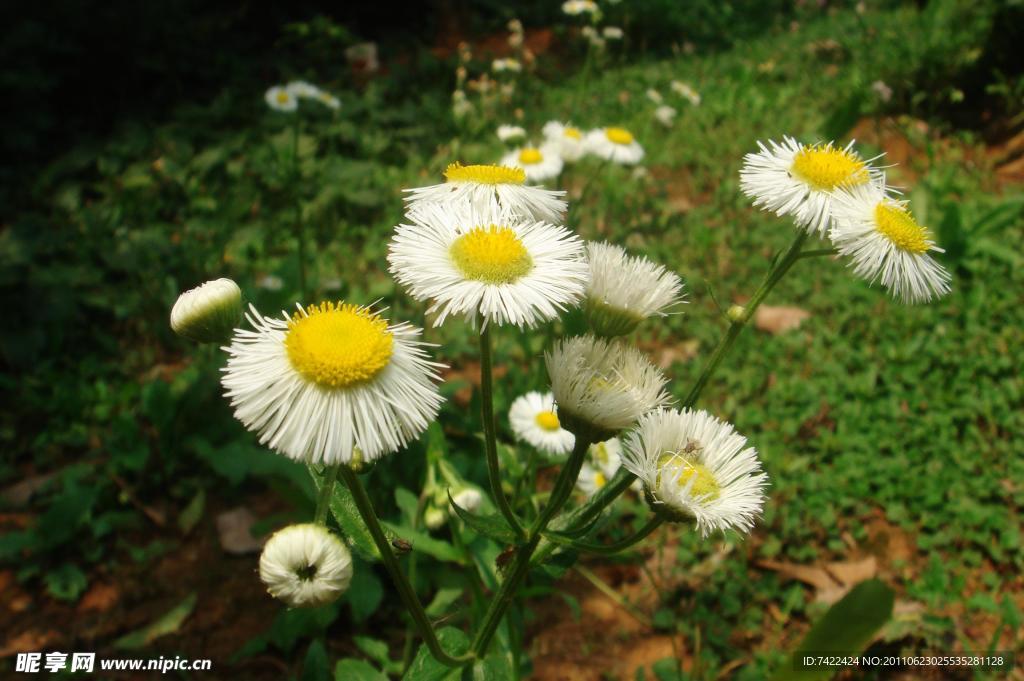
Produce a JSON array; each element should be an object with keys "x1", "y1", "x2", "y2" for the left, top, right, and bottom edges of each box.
[
  {"x1": 500, "y1": 143, "x2": 564, "y2": 182},
  {"x1": 739, "y1": 137, "x2": 883, "y2": 235},
  {"x1": 584, "y1": 126, "x2": 645, "y2": 165},
  {"x1": 170, "y1": 278, "x2": 242, "y2": 344},
  {"x1": 451, "y1": 487, "x2": 484, "y2": 513},
  {"x1": 562, "y1": 0, "x2": 599, "y2": 16},
  {"x1": 589, "y1": 437, "x2": 623, "y2": 478},
  {"x1": 316, "y1": 92, "x2": 341, "y2": 110},
  {"x1": 259, "y1": 524, "x2": 353, "y2": 607},
  {"x1": 389, "y1": 201, "x2": 588, "y2": 329},
  {"x1": 286, "y1": 80, "x2": 321, "y2": 98},
  {"x1": 256, "y1": 273, "x2": 284, "y2": 291},
  {"x1": 265, "y1": 85, "x2": 298, "y2": 112},
  {"x1": 492, "y1": 58, "x2": 522, "y2": 73},
  {"x1": 542, "y1": 121, "x2": 586, "y2": 162},
  {"x1": 670, "y1": 80, "x2": 701, "y2": 106},
  {"x1": 871, "y1": 80, "x2": 893, "y2": 103},
  {"x1": 603, "y1": 26, "x2": 624, "y2": 40},
  {"x1": 509, "y1": 391, "x2": 575, "y2": 456},
  {"x1": 424, "y1": 506, "x2": 447, "y2": 529},
  {"x1": 345, "y1": 42, "x2": 380, "y2": 74},
  {"x1": 575, "y1": 462, "x2": 608, "y2": 496},
  {"x1": 452, "y1": 90, "x2": 473, "y2": 119},
  {"x1": 404, "y1": 162, "x2": 567, "y2": 222},
  {"x1": 830, "y1": 182, "x2": 951, "y2": 303},
  {"x1": 584, "y1": 242, "x2": 685, "y2": 337},
  {"x1": 546, "y1": 335, "x2": 671, "y2": 437},
  {"x1": 646, "y1": 89, "x2": 663, "y2": 105},
  {"x1": 654, "y1": 105, "x2": 677, "y2": 127},
  {"x1": 497, "y1": 124, "x2": 527, "y2": 142},
  {"x1": 508, "y1": 19, "x2": 524, "y2": 48},
  {"x1": 581, "y1": 26, "x2": 606, "y2": 49},
  {"x1": 622, "y1": 408, "x2": 768, "y2": 536},
  {"x1": 222, "y1": 301, "x2": 444, "y2": 464}
]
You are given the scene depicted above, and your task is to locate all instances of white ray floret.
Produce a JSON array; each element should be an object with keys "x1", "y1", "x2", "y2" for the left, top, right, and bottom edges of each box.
[
  {"x1": 500, "y1": 143, "x2": 564, "y2": 182},
  {"x1": 584, "y1": 242, "x2": 685, "y2": 336},
  {"x1": 508, "y1": 391, "x2": 575, "y2": 456},
  {"x1": 542, "y1": 121, "x2": 586, "y2": 162},
  {"x1": 739, "y1": 136, "x2": 883, "y2": 235},
  {"x1": 265, "y1": 85, "x2": 298, "y2": 112},
  {"x1": 546, "y1": 335, "x2": 671, "y2": 435},
  {"x1": 584, "y1": 127, "x2": 645, "y2": 165},
  {"x1": 388, "y1": 201, "x2": 588, "y2": 329},
  {"x1": 830, "y1": 182, "x2": 951, "y2": 303},
  {"x1": 404, "y1": 163, "x2": 567, "y2": 223},
  {"x1": 222, "y1": 302, "x2": 444, "y2": 465},
  {"x1": 623, "y1": 408, "x2": 768, "y2": 537},
  {"x1": 259, "y1": 524, "x2": 353, "y2": 607}
]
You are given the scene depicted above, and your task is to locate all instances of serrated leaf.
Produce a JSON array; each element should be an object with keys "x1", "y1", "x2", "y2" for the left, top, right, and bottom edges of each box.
[
  {"x1": 310, "y1": 466, "x2": 397, "y2": 562},
  {"x1": 382, "y1": 523, "x2": 462, "y2": 563},
  {"x1": 447, "y1": 491, "x2": 515, "y2": 544},
  {"x1": 403, "y1": 627, "x2": 468, "y2": 681}
]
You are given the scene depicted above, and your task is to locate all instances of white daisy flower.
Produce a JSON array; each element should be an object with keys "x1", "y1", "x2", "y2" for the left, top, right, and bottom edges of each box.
[
  {"x1": 404, "y1": 162, "x2": 567, "y2": 223},
  {"x1": 654, "y1": 105, "x2": 677, "y2": 128},
  {"x1": 500, "y1": 143, "x2": 564, "y2": 183},
  {"x1": 584, "y1": 127, "x2": 645, "y2": 165},
  {"x1": 222, "y1": 301, "x2": 444, "y2": 464},
  {"x1": 603, "y1": 26, "x2": 624, "y2": 40},
  {"x1": 584, "y1": 242, "x2": 685, "y2": 337},
  {"x1": 508, "y1": 391, "x2": 575, "y2": 456},
  {"x1": 830, "y1": 182, "x2": 951, "y2": 303},
  {"x1": 259, "y1": 524, "x2": 353, "y2": 607},
  {"x1": 389, "y1": 201, "x2": 588, "y2": 329},
  {"x1": 497, "y1": 124, "x2": 527, "y2": 142},
  {"x1": 542, "y1": 121, "x2": 586, "y2": 162},
  {"x1": 562, "y1": 0, "x2": 599, "y2": 16},
  {"x1": 575, "y1": 461, "x2": 609, "y2": 497},
  {"x1": 265, "y1": 85, "x2": 298, "y2": 112},
  {"x1": 170, "y1": 278, "x2": 242, "y2": 344},
  {"x1": 589, "y1": 437, "x2": 623, "y2": 478},
  {"x1": 546, "y1": 335, "x2": 671, "y2": 437},
  {"x1": 739, "y1": 136, "x2": 883, "y2": 235},
  {"x1": 286, "y1": 80, "x2": 321, "y2": 98},
  {"x1": 622, "y1": 409, "x2": 768, "y2": 536},
  {"x1": 670, "y1": 80, "x2": 701, "y2": 106},
  {"x1": 646, "y1": 88, "x2": 663, "y2": 104}
]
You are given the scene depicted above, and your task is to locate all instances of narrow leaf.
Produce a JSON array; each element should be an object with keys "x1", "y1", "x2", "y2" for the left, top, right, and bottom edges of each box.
[{"x1": 447, "y1": 491, "x2": 516, "y2": 544}]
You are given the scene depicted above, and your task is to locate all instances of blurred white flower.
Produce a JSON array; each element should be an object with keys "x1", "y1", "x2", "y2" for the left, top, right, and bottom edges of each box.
[
  {"x1": 500, "y1": 143, "x2": 564, "y2": 182},
  {"x1": 646, "y1": 89, "x2": 663, "y2": 104},
  {"x1": 670, "y1": 80, "x2": 702, "y2": 106},
  {"x1": 452, "y1": 90, "x2": 473, "y2": 119},
  {"x1": 584, "y1": 127, "x2": 644, "y2": 165},
  {"x1": 265, "y1": 86, "x2": 298, "y2": 112},
  {"x1": 316, "y1": 92, "x2": 341, "y2": 110},
  {"x1": 542, "y1": 121, "x2": 586, "y2": 162},
  {"x1": 497, "y1": 124, "x2": 527, "y2": 142},
  {"x1": 871, "y1": 80, "x2": 893, "y2": 103},
  {"x1": 256, "y1": 274, "x2": 284, "y2": 291},
  {"x1": 654, "y1": 105, "x2": 677, "y2": 127},
  {"x1": 562, "y1": 0, "x2": 599, "y2": 16},
  {"x1": 259, "y1": 524, "x2": 353, "y2": 607},
  {"x1": 603, "y1": 26, "x2": 624, "y2": 40},
  {"x1": 286, "y1": 80, "x2": 321, "y2": 98},
  {"x1": 492, "y1": 58, "x2": 522, "y2": 73}
]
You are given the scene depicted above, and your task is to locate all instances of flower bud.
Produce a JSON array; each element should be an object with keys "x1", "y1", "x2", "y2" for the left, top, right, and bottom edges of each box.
[
  {"x1": 259, "y1": 524, "x2": 353, "y2": 607},
  {"x1": 170, "y1": 278, "x2": 242, "y2": 344}
]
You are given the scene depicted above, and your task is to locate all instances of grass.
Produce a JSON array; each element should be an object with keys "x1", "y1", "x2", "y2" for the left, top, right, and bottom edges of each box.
[{"x1": 1, "y1": 2, "x2": 1021, "y2": 678}]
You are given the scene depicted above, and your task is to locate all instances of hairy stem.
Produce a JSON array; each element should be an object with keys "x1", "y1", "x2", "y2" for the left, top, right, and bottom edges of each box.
[{"x1": 313, "y1": 464, "x2": 340, "y2": 526}]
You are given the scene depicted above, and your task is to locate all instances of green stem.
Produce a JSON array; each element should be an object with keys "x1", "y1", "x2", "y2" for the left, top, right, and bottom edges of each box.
[
  {"x1": 574, "y1": 564, "x2": 651, "y2": 627},
  {"x1": 290, "y1": 117, "x2": 308, "y2": 301},
  {"x1": 470, "y1": 432, "x2": 594, "y2": 657},
  {"x1": 552, "y1": 516, "x2": 663, "y2": 555},
  {"x1": 338, "y1": 466, "x2": 473, "y2": 668},
  {"x1": 313, "y1": 464, "x2": 340, "y2": 526},
  {"x1": 478, "y1": 323, "x2": 526, "y2": 542}
]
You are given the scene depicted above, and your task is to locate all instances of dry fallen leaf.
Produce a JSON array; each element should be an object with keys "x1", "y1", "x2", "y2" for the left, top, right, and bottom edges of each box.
[
  {"x1": 77, "y1": 582, "x2": 120, "y2": 614},
  {"x1": 0, "y1": 630, "x2": 60, "y2": 658},
  {"x1": 758, "y1": 557, "x2": 878, "y2": 604},
  {"x1": 754, "y1": 305, "x2": 811, "y2": 334}
]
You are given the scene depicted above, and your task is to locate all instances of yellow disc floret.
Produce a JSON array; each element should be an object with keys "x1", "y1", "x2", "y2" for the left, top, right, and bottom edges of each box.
[
  {"x1": 535, "y1": 410, "x2": 561, "y2": 431},
  {"x1": 791, "y1": 144, "x2": 868, "y2": 191},
  {"x1": 285, "y1": 302, "x2": 393, "y2": 389},
  {"x1": 276, "y1": 91, "x2": 291, "y2": 105},
  {"x1": 564, "y1": 127, "x2": 582, "y2": 140},
  {"x1": 518, "y1": 148, "x2": 543, "y2": 165},
  {"x1": 593, "y1": 471, "x2": 607, "y2": 488},
  {"x1": 444, "y1": 162, "x2": 526, "y2": 185},
  {"x1": 605, "y1": 127, "x2": 634, "y2": 145},
  {"x1": 874, "y1": 202, "x2": 930, "y2": 254},
  {"x1": 657, "y1": 450, "x2": 720, "y2": 501},
  {"x1": 450, "y1": 225, "x2": 533, "y2": 284}
]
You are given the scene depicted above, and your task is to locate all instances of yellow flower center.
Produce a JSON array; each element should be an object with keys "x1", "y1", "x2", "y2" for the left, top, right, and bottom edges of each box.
[
  {"x1": 874, "y1": 203, "x2": 930, "y2": 254},
  {"x1": 593, "y1": 472, "x2": 607, "y2": 488},
  {"x1": 605, "y1": 127, "x2": 634, "y2": 145},
  {"x1": 285, "y1": 302, "x2": 393, "y2": 389},
  {"x1": 564, "y1": 127, "x2": 582, "y2": 140},
  {"x1": 449, "y1": 225, "x2": 533, "y2": 284},
  {"x1": 591, "y1": 442, "x2": 609, "y2": 465},
  {"x1": 790, "y1": 144, "x2": 869, "y2": 191},
  {"x1": 535, "y1": 410, "x2": 561, "y2": 431},
  {"x1": 657, "y1": 451, "x2": 720, "y2": 501},
  {"x1": 518, "y1": 148, "x2": 543, "y2": 165},
  {"x1": 276, "y1": 91, "x2": 291, "y2": 105},
  {"x1": 444, "y1": 162, "x2": 525, "y2": 185}
]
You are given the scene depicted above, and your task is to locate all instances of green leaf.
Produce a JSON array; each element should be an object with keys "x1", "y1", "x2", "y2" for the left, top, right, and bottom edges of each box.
[
  {"x1": 177, "y1": 489, "x2": 205, "y2": 535},
  {"x1": 346, "y1": 561, "x2": 384, "y2": 622},
  {"x1": 770, "y1": 579, "x2": 894, "y2": 681},
  {"x1": 425, "y1": 587, "x2": 464, "y2": 618},
  {"x1": 269, "y1": 604, "x2": 341, "y2": 653},
  {"x1": 301, "y1": 640, "x2": 331, "y2": 681},
  {"x1": 114, "y1": 593, "x2": 197, "y2": 649},
  {"x1": 353, "y1": 636, "x2": 400, "y2": 674},
  {"x1": 382, "y1": 523, "x2": 462, "y2": 563},
  {"x1": 447, "y1": 491, "x2": 515, "y2": 544},
  {"x1": 310, "y1": 466, "x2": 397, "y2": 562},
  {"x1": 395, "y1": 487, "x2": 420, "y2": 526},
  {"x1": 335, "y1": 658, "x2": 388, "y2": 681},
  {"x1": 403, "y1": 626, "x2": 468, "y2": 681}
]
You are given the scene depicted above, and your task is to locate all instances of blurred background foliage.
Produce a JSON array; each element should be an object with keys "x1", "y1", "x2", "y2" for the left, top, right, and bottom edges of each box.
[{"x1": 1, "y1": 0, "x2": 1022, "y2": 678}]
